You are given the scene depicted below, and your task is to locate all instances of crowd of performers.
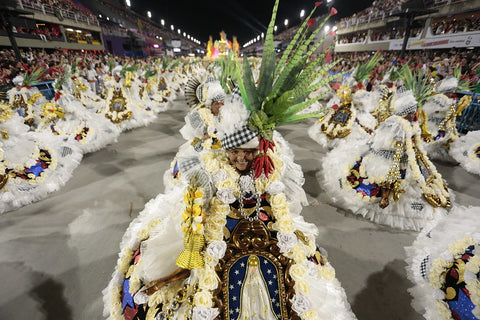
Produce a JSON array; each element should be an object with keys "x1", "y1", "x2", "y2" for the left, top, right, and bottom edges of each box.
[
  {"x1": 100, "y1": 7, "x2": 479, "y2": 320},
  {"x1": 3, "y1": 4, "x2": 480, "y2": 320},
  {"x1": 0, "y1": 55, "x2": 208, "y2": 213}
]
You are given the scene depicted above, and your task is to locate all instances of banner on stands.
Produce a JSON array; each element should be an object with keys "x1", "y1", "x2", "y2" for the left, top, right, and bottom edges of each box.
[{"x1": 389, "y1": 32, "x2": 480, "y2": 50}]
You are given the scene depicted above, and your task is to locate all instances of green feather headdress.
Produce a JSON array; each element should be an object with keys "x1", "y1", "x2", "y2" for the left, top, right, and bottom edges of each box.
[
  {"x1": 398, "y1": 63, "x2": 433, "y2": 109},
  {"x1": 23, "y1": 67, "x2": 46, "y2": 86},
  {"x1": 215, "y1": 52, "x2": 238, "y2": 94},
  {"x1": 454, "y1": 66, "x2": 473, "y2": 92},
  {"x1": 229, "y1": 0, "x2": 340, "y2": 178},
  {"x1": 353, "y1": 51, "x2": 383, "y2": 86},
  {"x1": 235, "y1": 0, "x2": 340, "y2": 141}
]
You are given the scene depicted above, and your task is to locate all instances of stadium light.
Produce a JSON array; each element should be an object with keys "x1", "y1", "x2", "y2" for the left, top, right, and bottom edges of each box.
[
  {"x1": 257, "y1": 35, "x2": 260, "y2": 40},
  {"x1": 178, "y1": 29, "x2": 181, "y2": 34},
  {"x1": 261, "y1": 32, "x2": 264, "y2": 38},
  {"x1": 300, "y1": 9, "x2": 305, "y2": 18},
  {"x1": 126, "y1": 0, "x2": 131, "y2": 7},
  {"x1": 183, "y1": 32, "x2": 186, "y2": 37},
  {"x1": 161, "y1": 19, "x2": 165, "y2": 26},
  {"x1": 147, "y1": 11, "x2": 151, "y2": 18},
  {"x1": 332, "y1": 26, "x2": 338, "y2": 31},
  {"x1": 284, "y1": 19, "x2": 289, "y2": 27},
  {"x1": 327, "y1": 0, "x2": 333, "y2": 2},
  {"x1": 171, "y1": 25, "x2": 174, "y2": 31}
]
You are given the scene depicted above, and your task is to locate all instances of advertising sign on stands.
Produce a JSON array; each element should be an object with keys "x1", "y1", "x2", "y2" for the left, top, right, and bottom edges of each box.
[{"x1": 389, "y1": 32, "x2": 480, "y2": 50}]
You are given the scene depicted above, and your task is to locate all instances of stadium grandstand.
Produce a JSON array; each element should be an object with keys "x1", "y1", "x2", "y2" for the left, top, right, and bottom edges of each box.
[{"x1": 0, "y1": 0, "x2": 203, "y2": 56}]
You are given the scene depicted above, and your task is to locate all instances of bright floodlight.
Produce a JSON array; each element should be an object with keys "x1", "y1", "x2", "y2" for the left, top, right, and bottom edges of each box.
[
  {"x1": 327, "y1": 0, "x2": 333, "y2": 2},
  {"x1": 161, "y1": 19, "x2": 165, "y2": 26},
  {"x1": 171, "y1": 25, "x2": 174, "y2": 31},
  {"x1": 274, "y1": 25, "x2": 277, "y2": 32},
  {"x1": 300, "y1": 9, "x2": 305, "y2": 18},
  {"x1": 257, "y1": 35, "x2": 260, "y2": 40},
  {"x1": 261, "y1": 32, "x2": 264, "y2": 38},
  {"x1": 147, "y1": 11, "x2": 151, "y2": 18},
  {"x1": 178, "y1": 29, "x2": 181, "y2": 34},
  {"x1": 333, "y1": 26, "x2": 338, "y2": 31},
  {"x1": 183, "y1": 32, "x2": 186, "y2": 37},
  {"x1": 126, "y1": 0, "x2": 131, "y2": 7},
  {"x1": 284, "y1": 19, "x2": 288, "y2": 26}
]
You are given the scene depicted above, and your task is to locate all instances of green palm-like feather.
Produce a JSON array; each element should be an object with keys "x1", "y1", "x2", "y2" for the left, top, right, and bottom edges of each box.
[
  {"x1": 354, "y1": 51, "x2": 383, "y2": 84},
  {"x1": 274, "y1": 5, "x2": 318, "y2": 76},
  {"x1": 256, "y1": 0, "x2": 279, "y2": 99},
  {"x1": 399, "y1": 63, "x2": 433, "y2": 108},
  {"x1": 454, "y1": 66, "x2": 473, "y2": 92},
  {"x1": 242, "y1": 55, "x2": 261, "y2": 111}
]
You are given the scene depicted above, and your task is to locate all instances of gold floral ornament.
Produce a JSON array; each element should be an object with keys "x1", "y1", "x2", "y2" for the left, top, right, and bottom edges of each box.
[
  {"x1": 41, "y1": 102, "x2": 65, "y2": 122},
  {"x1": 380, "y1": 141, "x2": 406, "y2": 201},
  {"x1": 176, "y1": 184, "x2": 206, "y2": 269},
  {"x1": 27, "y1": 92, "x2": 43, "y2": 105},
  {"x1": 456, "y1": 94, "x2": 472, "y2": 116}
]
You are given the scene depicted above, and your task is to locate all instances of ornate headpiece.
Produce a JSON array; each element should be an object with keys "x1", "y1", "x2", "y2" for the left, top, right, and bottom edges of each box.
[
  {"x1": 232, "y1": 0, "x2": 339, "y2": 178},
  {"x1": 434, "y1": 76, "x2": 458, "y2": 94},
  {"x1": 393, "y1": 88, "x2": 417, "y2": 116}
]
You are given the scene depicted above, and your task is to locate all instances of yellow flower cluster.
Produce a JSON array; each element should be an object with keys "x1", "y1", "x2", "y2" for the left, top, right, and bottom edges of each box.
[
  {"x1": 28, "y1": 92, "x2": 43, "y2": 105},
  {"x1": 181, "y1": 186, "x2": 204, "y2": 234},
  {"x1": 465, "y1": 255, "x2": 480, "y2": 318}
]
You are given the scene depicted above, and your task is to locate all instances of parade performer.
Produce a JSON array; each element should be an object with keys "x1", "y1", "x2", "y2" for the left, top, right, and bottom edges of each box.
[
  {"x1": 7, "y1": 72, "x2": 46, "y2": 128},
  {"x1": 308, "y1": 52, "x2": 382, "y2": 150},
  {"x1": 405, "y1": 205, "x2": 480, "y2": 320},
  {"x1": 104, "y1": 2, "x2": 356, "y2": 319},
  {"x1": 0, "y1": 102, "x2": 82, "y2": 214},
  {"x1": 321, "y1": 89, "x2": 451, "y2": 231},
  {"x1": 449, "y1": 129, "x2": 480, "y2": 176},
  {"x1": 99, "y1": 66, "x2": 156, "y2": 131},
  {"x1": 164, "y1": 76, "x2": 226, "y2": 191},
  {"x1": 37, "y1": 73, "x2": 121, "y2": 154},
  {"x1": 420, "y1": 75, "x2": 472, "y2": 161}
]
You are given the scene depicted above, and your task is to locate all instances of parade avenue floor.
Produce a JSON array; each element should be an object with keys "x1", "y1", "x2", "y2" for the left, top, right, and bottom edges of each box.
[{"x1": 1, "y1": 97, "x2": 479, "y2": 320}]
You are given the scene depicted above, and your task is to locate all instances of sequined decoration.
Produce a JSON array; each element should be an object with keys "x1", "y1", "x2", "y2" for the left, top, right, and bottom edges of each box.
[{"x1": 442, "y1": 246, "x2": 477, "y2": 319}]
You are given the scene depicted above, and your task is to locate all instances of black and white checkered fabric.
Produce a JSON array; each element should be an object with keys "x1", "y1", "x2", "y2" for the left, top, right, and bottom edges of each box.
[
  {"x1": 420, "y1": 255, "x2": 430, "y2": 280},
  {"x1": 220, "y1": 125, "x2": 258, "y2": 150},
  {"x1": 178, "y1": 157, "x2": 201, "y2": 173},
  {"x1": 211, "y1": 93, "x2": 226, "y2": 102}
]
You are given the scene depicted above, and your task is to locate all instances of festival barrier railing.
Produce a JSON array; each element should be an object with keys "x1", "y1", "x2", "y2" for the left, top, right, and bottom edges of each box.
[
  {"x1": 0, "y1": 80, "x2": 56, "y2": 102},
  {"x1": 457, "y1": 92, "x2": 480, "y2": 133},
  {"x1": 17, "y1": 0, "x2": 99, "y2": 26}
]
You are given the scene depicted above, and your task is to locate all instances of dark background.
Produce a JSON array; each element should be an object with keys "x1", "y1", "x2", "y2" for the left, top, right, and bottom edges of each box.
[{"x1": 121, "y1": 0, "x2": 373, "y2": 43}]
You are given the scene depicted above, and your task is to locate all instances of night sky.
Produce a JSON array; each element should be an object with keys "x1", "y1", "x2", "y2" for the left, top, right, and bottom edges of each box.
[{"x1": 123, "y1": 0, "x2": 373, "y2": 44}]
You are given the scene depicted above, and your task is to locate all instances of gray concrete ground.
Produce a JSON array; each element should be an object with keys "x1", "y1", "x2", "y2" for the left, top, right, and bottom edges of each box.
[{"x1": 0, "y1": 97, "x2": 479, "y2": 320}]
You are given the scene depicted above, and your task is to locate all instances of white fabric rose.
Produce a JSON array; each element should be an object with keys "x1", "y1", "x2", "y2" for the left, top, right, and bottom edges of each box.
[
  {"x1": 212, "y1": 169, "x2": 228, "y2": 184},
  {"x1": 277, "y1": 232, "x2": 298, "y2": 253},
  {"x1": 238, "y1": 175, "x2": 254, "y2": 193},
  {"x1": 206, "y1": 241, "x2": 227, "y2": 259},
  {"x1": 216, "y1": 187, "x2": 236, "y2": 204},
  {"x1": 192, "y1": 307, "x2": 220, "y2": 320},
  {"x1": 133, "y1": 291, "x2": 149, "y2": 305},
  {"x1": 266, "y1": 180, "x2": 285, "y2": 195},
  {"x1": 291, "y1": 293, "x2": 312, "y2": 314},
  {"x1": 307, "y1": 260, "x2": 319, "y2": 278}
]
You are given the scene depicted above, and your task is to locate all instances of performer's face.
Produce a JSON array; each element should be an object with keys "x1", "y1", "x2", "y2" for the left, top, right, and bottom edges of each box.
[
  {"x1": 404, "y1": 111, "x2": 417, "y2": 122},
  {"x1": 210, "y1": 100, "x2": 224, "y2": 116},
  {"x1": 227, "y1": 148, "x2": 258, "y2": 174}
]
